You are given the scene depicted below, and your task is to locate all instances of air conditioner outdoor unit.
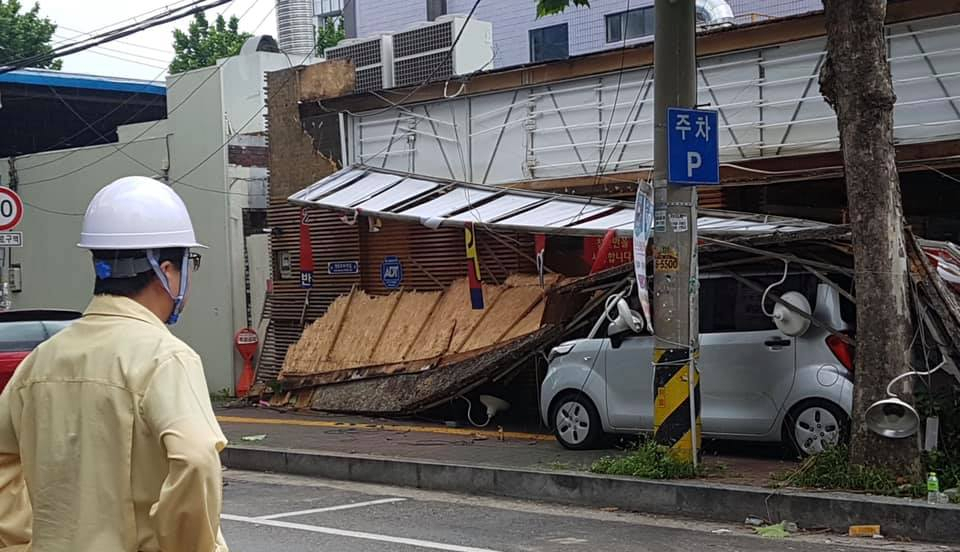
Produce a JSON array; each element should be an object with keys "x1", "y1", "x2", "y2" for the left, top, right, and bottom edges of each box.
[
  {"x1": 325, "y1": 35, "x2": 394, "y2": 93},
  {"x1": 391, "y1": 15, "x2": 494, "y2": 88}
]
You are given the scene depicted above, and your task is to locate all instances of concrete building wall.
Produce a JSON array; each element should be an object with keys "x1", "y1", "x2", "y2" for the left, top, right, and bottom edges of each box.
[
  {"x1": 351, "y1": 0, "x2": 822, "y2": 69},
  {"x1": 163, "y1": 66, "x2": 236, "y2": 394},
  {"x1": 9, "y1": 139, "x2": 168, "y2": 312},
  {"x1": 4, "y1": 49, "x2": 289, "y2": 395},
  {"x1": 220, "y1": 52, "x2": 295, "y2": 135}
]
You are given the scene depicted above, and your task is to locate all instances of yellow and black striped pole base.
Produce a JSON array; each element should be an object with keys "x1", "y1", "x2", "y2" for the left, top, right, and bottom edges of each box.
[{"x1": 653, "y1": 348, "x2": 702, "y2": 462}]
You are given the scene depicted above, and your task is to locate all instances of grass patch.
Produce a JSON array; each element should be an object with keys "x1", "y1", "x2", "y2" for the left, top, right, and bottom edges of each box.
[
  {"x1": 590, "y1": 440, "x2": 700, "y2": 479},
  {"x1": 774, "y1": 446, "x2": 905, "y2": 495}
]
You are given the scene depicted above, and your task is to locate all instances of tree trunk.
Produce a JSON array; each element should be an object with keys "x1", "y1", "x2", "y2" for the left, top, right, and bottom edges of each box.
[{"x1": 819, "y1": 0, "x2": 918, "y2": 474}]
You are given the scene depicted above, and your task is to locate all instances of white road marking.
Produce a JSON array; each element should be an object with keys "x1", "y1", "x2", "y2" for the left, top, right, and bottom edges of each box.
[
  {"x1": 222, "y1": 514, "x2": 504, "y2": 552},
  {"x1": 257, "y1": 497, "x2": 407, "y2": 520}
]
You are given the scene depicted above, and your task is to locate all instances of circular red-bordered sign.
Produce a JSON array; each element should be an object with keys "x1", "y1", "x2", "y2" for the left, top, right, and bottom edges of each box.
[{"x1": 0, "y1": 189, "x2": 24, "y2": 231}]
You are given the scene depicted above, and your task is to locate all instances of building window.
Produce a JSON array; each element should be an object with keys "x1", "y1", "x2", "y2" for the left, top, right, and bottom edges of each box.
[
  {"x1": 427, "y1": 0, "x2": 447, "y2": 21},
  {"x1": 529, "y1": 24, "x2": 569, "y2": 62},
  {"x1": 605, "y1": 7, "x2": 655, "y2": 43},
  {"x1": 317, "y1": 0, "x2": 343, "y2": 17}
]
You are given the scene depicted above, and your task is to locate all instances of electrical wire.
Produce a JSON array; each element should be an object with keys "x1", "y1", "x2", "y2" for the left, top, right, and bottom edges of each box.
[
  {"x1": 0, "y1": 0, "x2": 235, "y2": 74},
  {"x1": 42, "y1": 1, "x2": 199, "y2": 51},
  {"x1": 761, "y1": 259, "x2": 790, "y2": 317},
  {"x1": 45, "y1": 86, "x2": 164, "y2": 176},
  {"x1": 16, "y1": 2, "x2": 277, "y2": 186},
  {"x1": 17, "y1": 0, "x2": 272, "y2": 173},
  {"x1": 56, "y1": 24, "x2": 176, "y2": 55}
]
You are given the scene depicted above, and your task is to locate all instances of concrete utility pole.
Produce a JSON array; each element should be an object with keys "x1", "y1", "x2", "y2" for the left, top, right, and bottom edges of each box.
[{"x1": 651, "y1": 0, "x2": 700, "y2": 465}]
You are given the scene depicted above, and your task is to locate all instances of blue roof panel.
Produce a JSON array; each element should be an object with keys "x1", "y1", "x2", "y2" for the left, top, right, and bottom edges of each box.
[{"x1": 0, "y1": 69, "x2": 165, "y2": 95}]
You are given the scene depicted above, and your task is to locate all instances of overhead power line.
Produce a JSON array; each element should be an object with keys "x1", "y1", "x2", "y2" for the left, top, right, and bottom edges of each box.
[{"x1": 0, "y1": 0, "x2": 234, "y2": 75}]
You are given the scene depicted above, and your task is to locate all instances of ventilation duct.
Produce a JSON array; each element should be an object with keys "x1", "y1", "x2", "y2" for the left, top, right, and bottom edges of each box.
[
  {"x1": 277, "y1": 0, "x2": 316, "y2": 56},
  {"x1": 696, "y1": 0, "x2": 735, "y2": 27},
  {"x1": 240, "y1": 35, "x2": 281, "y2": 55}
]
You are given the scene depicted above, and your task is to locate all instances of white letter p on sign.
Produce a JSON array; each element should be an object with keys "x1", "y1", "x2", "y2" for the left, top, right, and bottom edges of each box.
[{"x1": 686, "y1": 152, "x2": 702, "y2": 178}]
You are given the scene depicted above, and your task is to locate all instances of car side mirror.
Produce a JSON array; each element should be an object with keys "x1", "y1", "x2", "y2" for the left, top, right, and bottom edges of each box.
[{"x1": 609, "y1": 330, "x2": 625, "y2": 349}]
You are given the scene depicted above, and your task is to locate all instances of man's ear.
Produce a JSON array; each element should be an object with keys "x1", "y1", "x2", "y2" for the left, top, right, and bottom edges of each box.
[{"x1": 159, "y1": 260, "x2": 180, "y2": 282}]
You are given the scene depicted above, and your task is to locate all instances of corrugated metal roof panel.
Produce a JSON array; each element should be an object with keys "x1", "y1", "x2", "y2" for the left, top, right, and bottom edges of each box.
[
  {"x1": 354, "y1": 177, "x2": 439, "y2": 211},
  {"x1": 399, "y1": 187, "x2": 497, "y2": 219},
  {"x1": 447, "y1": 195, "x2": 541, "y2": 223},
  {"x1": 570, "y1": 209, "x2": 634, "y2": 231},
  {"x1": 290, "y1": 165, "x2": 836, "y2": 237},
  {"x1": 321, "y1": 172, "x2": 403, "y2": 206},
  {"x1": 498, "y1": 201, "x2": 612, "y2": 229}
]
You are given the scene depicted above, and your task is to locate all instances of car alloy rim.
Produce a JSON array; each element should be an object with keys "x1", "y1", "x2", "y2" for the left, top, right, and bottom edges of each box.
[
  {"x1": 557, "y1": 400, "x2": 590, "y2": 445},
  {"x1": 794, "y1": 406, "x2": 841, "y2": 455}
]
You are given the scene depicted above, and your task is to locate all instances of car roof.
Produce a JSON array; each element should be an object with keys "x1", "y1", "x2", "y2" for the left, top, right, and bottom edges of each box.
[{"x1": 0, "y1": 309, "x2": 83, "y2": 322}]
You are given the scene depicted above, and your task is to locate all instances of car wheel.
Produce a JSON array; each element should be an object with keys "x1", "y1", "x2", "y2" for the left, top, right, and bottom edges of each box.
[
  {"x1": 783, "y1": 399, "x2": 849, "y2": 457},
  {"x1": 551, "y1": 393, "x2": 603, "y2": 450}
]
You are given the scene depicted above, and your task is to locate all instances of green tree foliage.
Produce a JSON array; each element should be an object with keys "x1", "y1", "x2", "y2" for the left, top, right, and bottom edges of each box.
[
  {"x1": 170, "y1": 12, "x2": 251, "y2": 74},
  {"x1": 536, "y1": 0, "x2": 590, "y2": 17},
  {"x1": 0, "y1": 0, "x2": 61, "y2": 70},
  {"x1": 317, "y1": 16, "x2": 345, "y2": 56}
]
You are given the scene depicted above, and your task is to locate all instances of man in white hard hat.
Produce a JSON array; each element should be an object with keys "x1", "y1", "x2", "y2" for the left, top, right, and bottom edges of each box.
[{"x1": 0, "y1": 176, "x2": 228, "y2": 551}]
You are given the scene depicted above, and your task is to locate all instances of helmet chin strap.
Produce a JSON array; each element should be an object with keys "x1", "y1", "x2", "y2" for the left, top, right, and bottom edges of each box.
[{"x1": 147, "y1": 249, "x2": 190, "y2": 325}]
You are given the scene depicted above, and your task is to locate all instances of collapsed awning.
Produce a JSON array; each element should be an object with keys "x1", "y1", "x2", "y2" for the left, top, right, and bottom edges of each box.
[{"x1": 289, "y1": 165, "x2": 835, "y2": 238}]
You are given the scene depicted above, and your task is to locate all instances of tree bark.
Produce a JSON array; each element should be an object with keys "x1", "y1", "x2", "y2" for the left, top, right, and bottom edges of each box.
[{"x1": 819, "y1": 0, "x2": 918, "y2": 474}]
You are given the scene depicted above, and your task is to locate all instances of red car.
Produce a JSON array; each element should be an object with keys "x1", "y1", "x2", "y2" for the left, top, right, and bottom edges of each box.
[{"x1": 0, "y1": 310, "x2": 82, "y2": 393}]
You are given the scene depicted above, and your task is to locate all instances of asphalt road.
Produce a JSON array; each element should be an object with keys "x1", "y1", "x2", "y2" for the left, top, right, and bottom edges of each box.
[{"x1": 220, "y1": 471, "x2": 951, "y2": 552}]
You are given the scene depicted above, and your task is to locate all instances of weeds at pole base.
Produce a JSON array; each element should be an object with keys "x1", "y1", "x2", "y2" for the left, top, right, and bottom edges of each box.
[
  {"x1": 774, "y1": 446, "x2": 903, "y2": 494},
  {"x1": 590, "y1": 440, "x2": 701, "y2": 479}
]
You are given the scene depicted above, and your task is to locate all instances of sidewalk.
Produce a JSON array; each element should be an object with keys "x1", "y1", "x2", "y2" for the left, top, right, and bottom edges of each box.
[{"x1": 216, "y1": 406, "x2": 793, "y2": 488}]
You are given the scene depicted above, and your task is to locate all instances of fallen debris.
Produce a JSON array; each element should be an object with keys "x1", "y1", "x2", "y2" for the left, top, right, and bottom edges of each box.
[
  {"x1": 240, "y1": 434, "x2": 267, "y2": 442},
  {"x1": 755, "y1": 523, "x2": 791, "y2": 539},
  {"x1": 848, "y1": 525, "x2": 882, "y2": 538}
]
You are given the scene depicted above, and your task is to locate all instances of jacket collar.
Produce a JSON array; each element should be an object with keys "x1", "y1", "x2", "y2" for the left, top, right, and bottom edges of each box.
[{"x1": 84, "y1": 295, "x2": 169, "y2": 330}]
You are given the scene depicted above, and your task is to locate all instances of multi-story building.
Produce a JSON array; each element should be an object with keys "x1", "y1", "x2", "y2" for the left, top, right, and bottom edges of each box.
[{"x1": 331, "y1": 0, "x2": 823, "y2": 69}]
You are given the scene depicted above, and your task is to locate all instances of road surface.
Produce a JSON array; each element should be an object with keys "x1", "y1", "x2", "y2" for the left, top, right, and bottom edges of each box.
[{"x1": 220, "y1": 471, "x2": 951, "y2": 552}]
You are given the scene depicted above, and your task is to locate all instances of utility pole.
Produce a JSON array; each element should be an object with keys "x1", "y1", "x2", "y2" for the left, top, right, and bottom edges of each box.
[{"x1": 651, "y1": 0, "x2": 700, "y2": 465}]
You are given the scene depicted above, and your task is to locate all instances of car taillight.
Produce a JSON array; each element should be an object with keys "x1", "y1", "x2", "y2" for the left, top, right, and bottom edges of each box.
[{"x1": 826, "y1": 334, "x2": 855, "y2": 372}]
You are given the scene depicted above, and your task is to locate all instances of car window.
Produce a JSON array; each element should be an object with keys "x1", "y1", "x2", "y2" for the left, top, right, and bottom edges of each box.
[
  {"x1": 42, "y1": 321, "x2": 73, "y2": 338},
  {"x1": 700, "y1": 274, "x2": 818, "y2": 333},
  {"x1": 0, "y1": 321, "x2": 47, "y2": 351}
]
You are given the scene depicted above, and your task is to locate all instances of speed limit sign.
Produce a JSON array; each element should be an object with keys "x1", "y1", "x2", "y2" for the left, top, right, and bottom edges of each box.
[{"x1": 0, "y1": 189, "x2": 23, "y2": 232}]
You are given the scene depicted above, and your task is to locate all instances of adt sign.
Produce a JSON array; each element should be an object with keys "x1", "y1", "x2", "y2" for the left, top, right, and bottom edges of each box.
[
  {"x1": 667, "y1": 107, "x2": 720, "y2": 186},
  {"x1": 381, "y1": 256, "x2": 403, "y2": 289}
]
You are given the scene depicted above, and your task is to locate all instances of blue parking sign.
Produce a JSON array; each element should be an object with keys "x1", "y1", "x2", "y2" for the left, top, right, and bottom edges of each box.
[{"x1": 667, "y1": 107, "x2": 720, "y2": 186}]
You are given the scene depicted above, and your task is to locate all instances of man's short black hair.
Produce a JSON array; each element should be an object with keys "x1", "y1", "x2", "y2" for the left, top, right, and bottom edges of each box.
[{"x1": 92, "y1": 248, "x2": 185, "y2": 298}]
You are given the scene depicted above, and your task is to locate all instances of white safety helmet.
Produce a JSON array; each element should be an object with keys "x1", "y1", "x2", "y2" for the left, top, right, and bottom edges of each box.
[
  {"x1": 78, "y1": 176, "x2": 205, "y2": 250},
  {"x1": 79, "y1": 176, "x2": 203, "y2": 325}
]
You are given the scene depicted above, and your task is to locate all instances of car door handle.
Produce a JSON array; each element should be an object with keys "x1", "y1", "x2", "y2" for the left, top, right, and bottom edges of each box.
[{"x1": 765, "y1": 338, "x2": 792, "y2": 347}]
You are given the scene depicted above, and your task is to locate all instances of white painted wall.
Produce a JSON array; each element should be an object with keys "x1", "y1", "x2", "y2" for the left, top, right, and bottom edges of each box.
[
  {"x1": 220, "y1": 51, "x2": 294, "y2": 135},
  {"x1": 4, "y1": 47, "x2": 285, "y2": 395},
  {"x1": 8, "y1": 139, "x2": 168, "y2": 311}
]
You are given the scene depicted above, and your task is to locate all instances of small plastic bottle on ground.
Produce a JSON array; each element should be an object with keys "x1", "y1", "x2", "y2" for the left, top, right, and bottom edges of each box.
[{"x1": 927, "y1": 472, "x2": 940, "y2": 504}]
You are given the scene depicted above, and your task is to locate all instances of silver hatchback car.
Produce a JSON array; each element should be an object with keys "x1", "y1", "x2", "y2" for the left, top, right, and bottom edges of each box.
[{"x1": 540, "y1": 272, "x2": 855, "y2": 456}]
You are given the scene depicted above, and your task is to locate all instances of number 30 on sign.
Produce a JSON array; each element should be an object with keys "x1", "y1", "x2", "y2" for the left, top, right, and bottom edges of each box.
[{"x1": 0, "y1": 188, "x2": 23, "y2": 232}]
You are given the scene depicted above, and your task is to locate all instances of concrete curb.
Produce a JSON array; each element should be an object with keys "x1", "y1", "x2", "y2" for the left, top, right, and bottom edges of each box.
[{"x1": 223, "y1": 446, "x2": 960, "y2": 543}]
